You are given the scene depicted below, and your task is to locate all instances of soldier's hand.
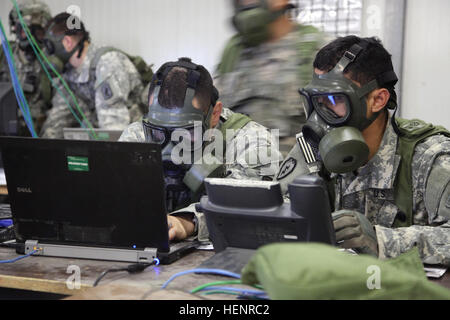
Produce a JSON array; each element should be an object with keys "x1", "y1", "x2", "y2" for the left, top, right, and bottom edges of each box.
[
  {"x1": 167, "y1": 214, "x2": 195, "y2": 241},
  {"x1": 332, "y1": 210, "x2": 379, "y2": 257}
]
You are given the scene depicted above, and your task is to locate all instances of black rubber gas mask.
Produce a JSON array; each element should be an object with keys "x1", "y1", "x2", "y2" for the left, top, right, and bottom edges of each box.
[
  {"x1": 143, "y1": 58, "x2": 225, "y2": 211},
  {"x1": 232, "y1": 0, "x2": 293, "y2": 47},
  {"x1": 43, "y1": 21, "x2": 87, "y2": 67},
  {"x1": 300, "y1": 41, "x2": 398, "y2": 174},
  {"x1": 15, "y1": 23, "x2": 45, "y2": 61}
]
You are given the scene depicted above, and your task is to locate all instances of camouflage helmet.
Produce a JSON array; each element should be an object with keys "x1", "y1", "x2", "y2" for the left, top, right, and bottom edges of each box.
[{"x1": 9, "y1": 0, "x2": 52, "y2": 34}]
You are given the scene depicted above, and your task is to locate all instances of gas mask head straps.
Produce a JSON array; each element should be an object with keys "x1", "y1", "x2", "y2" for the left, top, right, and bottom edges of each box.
[
  {"x1": 145, "y1": 57, "x2": 218, "y2": 130},
  {"x1": 44, "y1": 15, "x2": 89, "y2": 65},
  {"x1": 301, "y1": 39, "x2": 399, "y2": 174},
  {"x1": 316, "y1": 39, "x2": 399, "y2": 131}
]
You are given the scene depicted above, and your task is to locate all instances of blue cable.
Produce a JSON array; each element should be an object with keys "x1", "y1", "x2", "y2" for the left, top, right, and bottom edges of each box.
[
  {"x1": 161, "y1": 268, "x2": 241, "y2": 289},
  {"x1": 0, "y1": 19, "x2": 37, "y2": 137},
  {"x1": 0, "y1": 39, "x2": 33, "y2": 130},
  {"x1": 0, "y1": 249, "x2": 39, "y2": 264},
  {"x1": 10, "y1": 0, "x2": 97, "y2": 140},
  {"x1": 0, "y1": 19, "x2": 35, "y2": 134},
  {"x1": 4, "y1": 55, "x2": 34, "y2": 133}
]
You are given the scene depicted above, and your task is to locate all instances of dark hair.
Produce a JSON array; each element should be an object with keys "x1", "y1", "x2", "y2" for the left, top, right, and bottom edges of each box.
[
  {"x1": 149, "y1": 64, "x2": 214, "y2": 112},
  {"x1": 48, "y1": 12, "x2": 89, "y2": 42},
  {"x1": 314, "y1": 35, "x2": 396, "y2": 89}
]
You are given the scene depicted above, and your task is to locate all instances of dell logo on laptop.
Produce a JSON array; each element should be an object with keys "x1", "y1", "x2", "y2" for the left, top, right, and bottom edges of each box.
[{"x1": 17, "y1": 187, "x2": 32, "y2": 193}]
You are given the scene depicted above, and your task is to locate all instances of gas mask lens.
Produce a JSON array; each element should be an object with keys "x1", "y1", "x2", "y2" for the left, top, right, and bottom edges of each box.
[
  {"x1": 143, "y1": 121, "x2": 200, "y2": 149},
  {"x1": 299, "y1": 91, "x2": 313, "y2": 118},
  {"x1": 311, "y1": 94, "x2": 351, "y2": 125}
]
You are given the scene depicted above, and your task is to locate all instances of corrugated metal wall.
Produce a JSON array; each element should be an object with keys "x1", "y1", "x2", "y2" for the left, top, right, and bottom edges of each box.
[{"x1": 1, "y1": 0, "x2": 235, "y2": 73}]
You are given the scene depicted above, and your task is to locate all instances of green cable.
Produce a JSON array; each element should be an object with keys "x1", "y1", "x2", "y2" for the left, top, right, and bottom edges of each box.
[
  {"x1": 11, "y1": 0, "x2": 95, "y2": 137},
  {"x1": 11, "y1": 0, "x2": 98, "y2": 140},
  {"x1": 0, "y1": 18, "x2": 36, "y2": 136},
  {"x1": 190, "y1": 280, "x2": 242, "y2": 294},
  {"x1": 190, "y1": 280, "x2": 264, "y2": 294},
  {"x1": 201, "y1": 290, "x2": 267, "y2": 299}
]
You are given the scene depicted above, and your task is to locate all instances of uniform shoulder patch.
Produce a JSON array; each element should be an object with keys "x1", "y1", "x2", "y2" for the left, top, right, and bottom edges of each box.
[
  {"x1": 101, "y1": 82, "x2": 113, "y2": 100},
  {"x1": 277, "y1": 157, "x2": 297, "y2": 180}
]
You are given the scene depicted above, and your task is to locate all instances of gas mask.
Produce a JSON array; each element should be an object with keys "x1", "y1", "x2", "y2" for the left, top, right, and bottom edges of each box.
[
  {"x1": 143, "y1": 58, "x2": 225, "y2": 211},
  {"x1": 232, "y1": 0, "x2": 293, "y2": 47},
  {"x1": 14, "y1": 23, "x2": 46, "y2": 61},
  {"x1": 300, "y1": 41, "x2": 398, "y2": 174},
  {"x1": 9, "y1": 1, "x2": 51, "y2": 63},
  {"x1": 43, "y1": 22, "x2": 87, "y2": 67}
]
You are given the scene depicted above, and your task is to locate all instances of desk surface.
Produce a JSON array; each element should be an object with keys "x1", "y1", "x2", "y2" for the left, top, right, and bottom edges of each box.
[
  {"x1": 0, "y1": 247, "x2": 449, "y2": 299},
  {"x1": 0, "y1": 247, "x2": 236, "y2": 299}
]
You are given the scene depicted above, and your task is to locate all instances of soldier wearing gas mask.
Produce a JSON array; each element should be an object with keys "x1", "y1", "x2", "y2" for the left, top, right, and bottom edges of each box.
[
  {"x1": 120, "y1": 58, "x2": 283, "y2": 241},
  {"x1": 39, "y1": 12, "x2": 144, "y2": 139},
  {"x1": 0, "y1": 0, "x2": 52, "y2": 136},
  {"x1": 278, "y1": 36, "x2": 450, "y2": 266},
  {"x1": 214, "y1": 0, "x2": 325, "y2": 156}
]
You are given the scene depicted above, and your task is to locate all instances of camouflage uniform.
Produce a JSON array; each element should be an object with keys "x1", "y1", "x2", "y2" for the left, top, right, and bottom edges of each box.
[
  {"x1": 331, "y1": 115, "x2": 450, "y2": 266},
  {"x1": 119, "y1": 107, "x2": 284, "y2": 241},
  {"x1": 1, "y1": 44, "x2": 51, "y2": 135},
  {"x1": 40, "y1": 43, "x2": 144, "y2": 138},
  {"x1": 0, "y1": 0, "x2": 52, "y2": 135},
  {"x1": 214, "y1": 24, "x2": 325, "y2": 154}
]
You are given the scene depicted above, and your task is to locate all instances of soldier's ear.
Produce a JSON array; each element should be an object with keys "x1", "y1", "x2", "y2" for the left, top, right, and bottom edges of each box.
[
  {"x1": 210, "y1": 101, "x2": 223, "y2": 128},
  {"x1": 369, "y1": 88, "x2": 390, "y2": 113}
]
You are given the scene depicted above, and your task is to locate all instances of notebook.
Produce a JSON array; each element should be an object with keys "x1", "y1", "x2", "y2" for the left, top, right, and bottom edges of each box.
[{"x1": 0, "y1": 137, "x2": 196, "y2": 264}]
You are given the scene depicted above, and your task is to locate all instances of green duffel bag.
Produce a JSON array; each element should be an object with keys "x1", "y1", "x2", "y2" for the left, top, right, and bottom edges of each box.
[{"x1": 241, "y1": 243, "x2": 450, "y2": 300}]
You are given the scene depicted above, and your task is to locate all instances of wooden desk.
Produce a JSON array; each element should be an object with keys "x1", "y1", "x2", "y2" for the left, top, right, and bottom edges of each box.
[
  {"x1": 1, "y1": 247, "x2": 449, "y2": 299},
  {"x1": 0, "y1": 247, "x2": 236, "y2": 299},
  {"x1": 430, "y1": 271, "x2": 450, "y2": 289}
]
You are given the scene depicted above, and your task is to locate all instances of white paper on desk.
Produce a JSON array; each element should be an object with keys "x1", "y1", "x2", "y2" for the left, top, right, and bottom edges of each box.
[
  {"x1": 424, "y1": 267, "x2": 447, "y2": 279},
  {"x1": 0, "y1": 169, "x2": 6, "y2": 186}
]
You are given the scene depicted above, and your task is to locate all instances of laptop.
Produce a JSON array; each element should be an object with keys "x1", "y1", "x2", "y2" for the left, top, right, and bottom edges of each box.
[
  {"x1": 63, "y1": 128, "x2": 123, "y2": 141},
  {"x1": 198, "y1": 176, "x2": 336, "y2": 274},
  {"x1": 0, "y1": 137, "x2": 197, "y2": 264}
]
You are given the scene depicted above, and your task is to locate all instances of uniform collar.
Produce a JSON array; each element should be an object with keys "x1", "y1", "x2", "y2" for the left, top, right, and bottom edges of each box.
[{"x1": 341, "y1": 114, "x2": 401, "y2": 196}]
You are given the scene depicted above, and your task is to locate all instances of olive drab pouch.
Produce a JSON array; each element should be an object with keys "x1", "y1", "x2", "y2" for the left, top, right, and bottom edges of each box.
[
  {"x1": 241, "y1": 243, "x2": 450, "y2": 299},
  {"x1": 393, "y1": 118, "x2": 450, "y2": 227}
]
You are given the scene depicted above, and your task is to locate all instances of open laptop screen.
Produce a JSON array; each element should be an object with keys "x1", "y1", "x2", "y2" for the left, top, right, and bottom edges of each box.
[{"x1": 0, "y1": 137, "x2": 169, "y2": 252}]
